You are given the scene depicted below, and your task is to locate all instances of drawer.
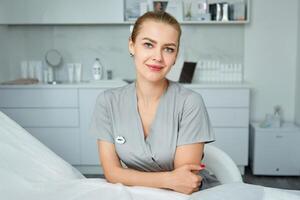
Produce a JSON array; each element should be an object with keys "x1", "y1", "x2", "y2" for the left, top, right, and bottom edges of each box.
[
  {"x1": 27, "y1": 128, "x2": 80, "y2": 165},
  {"x1": 211, "y1": 128, "x2": 249, "y2": 166},
  {"x1": 192, "y1": 89, "x2": 249, "y2": 107},
  {"x1": 0, "y1": 88, "x2": 78, "y2": 108},
  {"x1": 1, "y1": 108, "x2": 79, "y2": 127},
  {"x1": 207, "y1": 108, "x2": 249, "y2": 127}
]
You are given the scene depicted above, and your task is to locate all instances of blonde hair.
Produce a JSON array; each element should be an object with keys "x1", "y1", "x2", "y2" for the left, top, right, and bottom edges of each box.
[{"x1": 130, "y1": 11, "x2": 181, "y2": 47}]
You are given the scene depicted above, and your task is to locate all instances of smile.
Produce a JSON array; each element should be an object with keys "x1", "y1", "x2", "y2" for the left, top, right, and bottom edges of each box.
[{"x1": 146, "y1": 64, "x2": 164, "y2": 72}]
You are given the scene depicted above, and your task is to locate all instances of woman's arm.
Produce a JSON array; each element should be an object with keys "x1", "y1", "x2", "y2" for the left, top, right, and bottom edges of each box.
[
  {"x1": 174, "y1": 143, "x2": 204, "y2": 169},
  {"x1": 173, "y1": 143, "x2": 205, "y2": 192},
  {"x1": 98, "y1": 140, "x2": 203, "y2": 194}
]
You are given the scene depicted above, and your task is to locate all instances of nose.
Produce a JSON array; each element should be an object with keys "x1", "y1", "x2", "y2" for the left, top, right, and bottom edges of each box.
[{"x1": 152, "y1": 49, "x2": 163, "y2": 62}]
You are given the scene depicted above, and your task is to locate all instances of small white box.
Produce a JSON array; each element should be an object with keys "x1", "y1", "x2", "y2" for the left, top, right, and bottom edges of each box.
[{"x1": 250, "y1": 123, "x2": 300, "y2": 176}]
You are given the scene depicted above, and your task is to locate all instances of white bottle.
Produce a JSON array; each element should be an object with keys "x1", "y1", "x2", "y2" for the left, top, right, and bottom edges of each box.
[{"x1": 92, "y1": 58, "x2": 103, "y2": 80}]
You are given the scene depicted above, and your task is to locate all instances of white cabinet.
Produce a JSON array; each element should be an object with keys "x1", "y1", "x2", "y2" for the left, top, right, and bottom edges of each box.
[
  {"x1": 0, "y1": 88, "x2": 81, "y2": 165},
  {"x1": 27, "y1": 127, "x2": 81, "y2": 165},
  {"x1": 250, "y1": 123, "x2": 300, "y2": 176},
  {"x1": 79, "y1": 89, "x2": 105, "y2": 165},
  {"x1": 189, "y1": 88, "x2": 250, "y2": 172},
  {"x1": 0, "y1": 0, "x2": 124, "y2": 24},
  {"x1": 0, "y1": 0, "x2": 249, "y2": 25},
  {"x1": 0, "y1": 84, "x2": 250, "y2": 174}
]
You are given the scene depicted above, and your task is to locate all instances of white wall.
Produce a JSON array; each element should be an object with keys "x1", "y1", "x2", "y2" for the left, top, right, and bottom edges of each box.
[
  {"x1": 244, "y1": 0, "x2": 298, "y2": 122},
  {"x1": 295, "y1": 2, "x2": 300, "y2": 126},
  {"x1": 0, "y1": 25, "x2": 9, "y2": 82},
  {"x1": 2, "y1": 25, "x2": 244, "y2": 82},
  {"x1": 4, "y1": 25, "x2": 135, "y2": 81}
]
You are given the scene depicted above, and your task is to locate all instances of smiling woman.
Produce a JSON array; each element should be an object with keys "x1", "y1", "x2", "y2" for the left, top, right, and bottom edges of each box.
[
  {"x1": 90, "y1": 11, "x2": 217, "y2": 195},
  {"x1": 130, "y1": 22, "x2": 177, "y2": 82}
]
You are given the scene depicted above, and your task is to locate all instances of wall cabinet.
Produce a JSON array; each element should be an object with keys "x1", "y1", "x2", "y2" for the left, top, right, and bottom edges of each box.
[
  {"x1": 0, "y1": 83, "x2": 250, "y2": 174},
  {"x1": 0, "y1": 0, "x2": 124, "y2": 24},
  {"x1": 0, "y1": 0, "x2": 249, "y2": 25}
]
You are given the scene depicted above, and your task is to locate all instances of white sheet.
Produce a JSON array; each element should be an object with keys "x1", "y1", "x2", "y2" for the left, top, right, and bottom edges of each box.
[{"x1": 0, "y1": 111, "x2": 299, "y2": 200}]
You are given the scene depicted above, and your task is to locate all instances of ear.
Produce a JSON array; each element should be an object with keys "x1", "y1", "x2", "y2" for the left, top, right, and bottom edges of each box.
[{"x1": 128, "y1": 38, "x2": 135, "y2": 55}]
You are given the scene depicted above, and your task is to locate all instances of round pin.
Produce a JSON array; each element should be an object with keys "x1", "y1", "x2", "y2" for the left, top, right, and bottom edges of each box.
[{"x1": 115, "y1": 136, "x2": 126, "y2": 144}]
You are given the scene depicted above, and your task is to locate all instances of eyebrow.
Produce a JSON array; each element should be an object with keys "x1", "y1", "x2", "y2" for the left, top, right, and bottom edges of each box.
[{"x1": 142, "y1": 37, "x2": 177, "y2": 47}]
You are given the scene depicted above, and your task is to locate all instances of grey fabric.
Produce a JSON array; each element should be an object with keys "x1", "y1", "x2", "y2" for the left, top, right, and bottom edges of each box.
[
  {"x1": 199, "y1": 169, "x2": 221, "y2": 190},
  {"x1": 90, "y1": 80, "x2": 215, "y2": 173}
]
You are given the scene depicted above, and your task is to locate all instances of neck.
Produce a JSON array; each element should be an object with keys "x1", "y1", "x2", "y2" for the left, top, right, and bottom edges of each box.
[{"x1": 136, "y1": 78, "x2": 168, "y2": 105}]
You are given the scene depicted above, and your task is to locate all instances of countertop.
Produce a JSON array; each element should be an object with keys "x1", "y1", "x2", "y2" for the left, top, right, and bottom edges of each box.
[{"x1": 0, "y1": 80, "x2": 251, "y2": 89}]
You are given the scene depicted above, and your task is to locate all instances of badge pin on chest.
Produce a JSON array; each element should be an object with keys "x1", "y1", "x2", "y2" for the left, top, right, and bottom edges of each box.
[{"x1": 115, "y1": 136, "x2": 126, "y2": 144}]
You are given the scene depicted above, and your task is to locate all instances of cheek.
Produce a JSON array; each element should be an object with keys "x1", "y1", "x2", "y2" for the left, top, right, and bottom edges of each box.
[
  {"x1": 134, "y1": 50, "x2": 151, "y2": 64},
  {"x1": 164, "y1": 53, "x2": 177, "y2": 65}
]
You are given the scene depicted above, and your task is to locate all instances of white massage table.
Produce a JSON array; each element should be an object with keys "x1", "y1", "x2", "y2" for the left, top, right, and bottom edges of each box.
[{"x1": 0, "y1": 111, "x2": 299, "y2": 200}]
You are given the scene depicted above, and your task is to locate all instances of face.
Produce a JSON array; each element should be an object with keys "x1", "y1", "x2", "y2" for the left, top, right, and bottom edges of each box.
[{"x1": 129, "y1": 20, "x2": 179, "y2": 83}]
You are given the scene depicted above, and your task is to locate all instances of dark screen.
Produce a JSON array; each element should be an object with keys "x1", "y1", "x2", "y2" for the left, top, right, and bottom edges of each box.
[{"x1": 179, "y1": 62, "x2": 197, "y2": 83}]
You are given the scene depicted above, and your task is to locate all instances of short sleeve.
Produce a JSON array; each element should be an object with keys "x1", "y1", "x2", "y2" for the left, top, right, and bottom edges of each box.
[
  {"x1": 89, "y1": 91, "x2": 114, "y2": 143},
  {"x1": 177, "y1": 92, "x2": 215, "y2": 146}
]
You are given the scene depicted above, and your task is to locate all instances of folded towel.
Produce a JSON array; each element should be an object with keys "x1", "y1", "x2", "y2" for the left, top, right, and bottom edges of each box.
[{"x1": 1, "y1": 78, "x2": 39, "y2": 85}]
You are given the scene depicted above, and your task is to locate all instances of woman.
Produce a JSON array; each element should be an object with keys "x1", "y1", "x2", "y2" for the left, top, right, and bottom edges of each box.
[{"x1": 90, "y1": 11, "x2": 216, "y2": 195}]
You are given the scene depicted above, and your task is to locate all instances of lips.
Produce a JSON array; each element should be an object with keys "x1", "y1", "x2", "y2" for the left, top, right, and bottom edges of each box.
[{"x1": 146, "y1": 64, "x2": 164, "y2": 72}]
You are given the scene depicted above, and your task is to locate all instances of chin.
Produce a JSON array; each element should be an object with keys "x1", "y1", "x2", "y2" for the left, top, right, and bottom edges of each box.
[{"x1": 143, "y1": 74, "x2": 167, "y2": 83}]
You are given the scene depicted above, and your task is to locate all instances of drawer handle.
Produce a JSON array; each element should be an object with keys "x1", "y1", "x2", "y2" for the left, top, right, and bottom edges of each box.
[{"x1": 276, "y1": 135, "x2": 283, "y2": 138}]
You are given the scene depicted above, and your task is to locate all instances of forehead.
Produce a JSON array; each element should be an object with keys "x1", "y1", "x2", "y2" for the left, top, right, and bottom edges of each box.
[{"x1": 136, "y1": 20, "x2": 179, "y2": 43}]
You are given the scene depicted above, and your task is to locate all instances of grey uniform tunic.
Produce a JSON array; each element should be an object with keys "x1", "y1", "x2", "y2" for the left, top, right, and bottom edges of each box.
[{"x1": 90, "y1": 81, "x2": 215, "y2": 173}]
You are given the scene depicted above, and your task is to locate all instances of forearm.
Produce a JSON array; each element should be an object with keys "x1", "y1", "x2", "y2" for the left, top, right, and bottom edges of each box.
[{"x1": 104, "y1": 166, "x2": 172, "y2": 189}]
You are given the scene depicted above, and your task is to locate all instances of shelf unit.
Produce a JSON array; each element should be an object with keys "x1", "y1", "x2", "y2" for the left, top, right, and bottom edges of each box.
[
  {"x1": 124, "y1": 0, "x2": 250, "y2": 25},
  {"x1": 0, "y1": 0, "x2": 250, "y2": 25}
]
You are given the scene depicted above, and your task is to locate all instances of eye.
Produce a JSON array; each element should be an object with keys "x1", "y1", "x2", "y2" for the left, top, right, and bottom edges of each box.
[
  {"x1": 143, "y1": 42, "x2": 153, "y2": 48},
  {"x1": 164, "y1": 47, "x2": 175, "y2": 53}
]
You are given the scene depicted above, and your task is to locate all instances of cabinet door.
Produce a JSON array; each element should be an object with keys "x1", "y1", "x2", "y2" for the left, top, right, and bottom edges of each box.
[
  {"x1": 0, "y1": 0, "x2": 124, "y2": 24},
  {"x1": 27, "y1": 127, "x2": 80, "y2": 165},
  {"x1": 213, "y1": 128, "x2": 249, "y2": 166},
  {"x1": 253, "y1": 131, "x2": 300, "y2": 175},
  {"x1": 79, "y1": 89, "x2": 105, "y2": 165},
  {"x1": 1, "y1": 108, "x2": 79, "y2": 127}
]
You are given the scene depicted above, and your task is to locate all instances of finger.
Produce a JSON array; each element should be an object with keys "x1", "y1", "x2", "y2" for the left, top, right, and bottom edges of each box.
[
  {"x1": 192, "y1": 187, "x2": 199, "y2": 193},
  {"x1": 199, "y1": 175, "x2": 203, "y2": 181},
  {"x1": 193, "y1": 174, "x2": 203, "y2": 183},
  {"x1": 186, "y1": 164, "x2": 204, "y2": 171}
]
